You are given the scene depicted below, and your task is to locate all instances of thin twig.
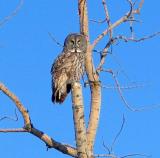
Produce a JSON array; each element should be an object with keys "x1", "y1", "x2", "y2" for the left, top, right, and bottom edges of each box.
[
  {"x1": 127, "y1": 0, "x2": 137, "y2": 38},
  {"x1": 126, "y1": 19, "x2": 142, "y2": 23},
  {"x1": 94, "y1": 153, "x2": 150, "y2": 158},
  {"x1": 109, "y1": 53, "x2": 132, "y2": 82},
  {"x1": 96, "y1": 30, "x2": 160, "y2": 76},
  {"x1": 90, "y1": 18, "x2": 107, "y2": 24},
  {"x1": 84, "y1": 80, "x2": 147, "y2": 90},
  {"x1": 91, "y1": 0, "x2": 143, "y2": 48},
  {"x1": 114, "y1": 32, "x2": 160, "y2": 43},
  {"x1": 134, "y1": 0, "x2": 144, "y2": 14},
  {"x1": 110, "y1": 115, "x2": 125, "y2": 152},
  {"x1": 0, "y1": 0, "x2": 24, "y2": 27},
  {"x1": 120, "y1": 153, "x2": 150, "y2": 158},
  {"x1": 94, "y1": 154, "x2": 116, "y2": 158},
  {"x1": 102, "y1": 83, "x2": 146, "y2": 90},
  {"x1": 102, "y1": 69, "x2": 160, "y2": 112},
  {"x1": 129, "y1": 16, "x2": 135, "y2": 39},
  {"x1": 0, "y1": 109, "x2": 18, "y2": 122},
  {"x1": 102, "y1": 0, "x2": 112, "y2": 38},
  {"x1": 48, "y1": 32, "x2": 63, "y2": 47},
  {"x1": 101, "y1": 115, "x2": 125, "y2": 154},
  {"x1": 96, "y1": 38, "x2": 116, "y2": 74},
  {"x1": 102, "y1": 140, "x2": 111, "y2": 154}
]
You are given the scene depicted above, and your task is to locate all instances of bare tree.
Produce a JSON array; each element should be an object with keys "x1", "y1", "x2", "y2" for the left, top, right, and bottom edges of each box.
[{"x1": 0, "y1": 1, "x2": 159, "y2": 158}]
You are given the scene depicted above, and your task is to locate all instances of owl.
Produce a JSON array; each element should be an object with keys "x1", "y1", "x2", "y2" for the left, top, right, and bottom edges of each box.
[{"x1": 51, "y1": 33, "x2": 87, "y2": 104}]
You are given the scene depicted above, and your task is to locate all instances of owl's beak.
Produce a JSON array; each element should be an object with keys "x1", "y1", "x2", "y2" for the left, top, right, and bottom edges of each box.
[
  {"x1": 74, "y1": 44, "x2": 77, "y2": 49},
  {"x1": 74, "y1": 45, "x2": 78, "y2": 52}
]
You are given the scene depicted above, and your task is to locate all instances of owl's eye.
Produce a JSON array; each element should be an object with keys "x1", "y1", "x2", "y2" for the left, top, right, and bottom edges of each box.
[
  {"x1": 77, "y1": 40, "x2": 81, "y2": 44},
  {"x1": 70, "y1": 40, "x2": 74, "y2": 45},
  {"x1": 77, "y1": 39, "x2": 81, "y2": 45}
]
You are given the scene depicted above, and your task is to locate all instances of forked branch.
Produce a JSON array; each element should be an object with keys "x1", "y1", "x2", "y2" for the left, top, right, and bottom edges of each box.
[
  {"x1": 0, "y1": 83, "x2": 77, "y2": 157},
  {"x1": 0, "y1": 83, "x2": 31, "y2": 129},
  {"x1": 78, "y1": 0, "x2": 102, "y2": 154},
  {"x1": 91, "y1": 0, "x2": 144, "y2": 48}
]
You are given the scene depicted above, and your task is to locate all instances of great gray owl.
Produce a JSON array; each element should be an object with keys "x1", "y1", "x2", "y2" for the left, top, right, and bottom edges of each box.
[{"x1": 51, "y1": 33, "x2": 87, "y2": 104}]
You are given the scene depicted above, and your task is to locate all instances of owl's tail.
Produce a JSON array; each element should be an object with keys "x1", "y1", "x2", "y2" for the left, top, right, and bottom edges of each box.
[
  {"x1": 52, "y1": 84, "x2": 71, "y2": 104},
  {"x1": 52, "y1": 91, "x2": 67, "y2": 103}
]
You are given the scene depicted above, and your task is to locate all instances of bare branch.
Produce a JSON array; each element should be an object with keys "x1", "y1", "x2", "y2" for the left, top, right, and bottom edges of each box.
[
  {"x1": 90, "y1": 0, "x2": 113, "y2": 38},
  {"x1": 48, "y1": 32, "x2": 63, "y2": 47},
  {"x1": 78, "y1": 0, "x2": 102, "y2": 154},
  {"x1": 90, "y1": 18, "x2": 107, "y2": 24},
  {"x1": 0, "y1": 128, "x2": 27, "y2": 132},
  {"x1": 102, "y1": 0, "x2": 112, "y2": 38},
  {"x1": 101, "y1": 115, "x2": 125, "y2": 154},
  {"x1": 0, "y1": 82, "x2": 77, "y2": 157},
  {"x1": 96, "y1": 30, "x2": 160, "y2": 76},
  {"x1": 30, "y1": 127, "x2": 77, "y2": 157},
  {"x1": 133, "y1": 0, "x2": 145, "y2": 14},
  {"x1": 91, "y1": 0, "x2": 142, "y2": 48},
  {"x1": 0, "y1": 126, "x2": 77, "y2": 157},
  {"x1": 78, "y1": 0, "x2": 89, "y2": 40},
  {"x1": 102, "y1": 83, "x2": 146, "y2": 90},
  {"x1": 96, "y1": 38, "x2": 116, "y2": 74},
  {"x1": 94, "y1": 154, "x2": 116, "y2": 158},
  {"x1": 94, "y1": 153, "x2": 150, "y2": 158},
  {"x1": 86, "y1": 81, "x2": 101, "y2": 152},
  {"x1": 102, "y1": 69, "x2": 160, "y2": 112},
  {"x1": 110, "y1": 115, "x2": 125, "y2": 152},
  {"x1": 0, "y1": 83, "x2": 31, "y2": 129},
  {"x1": 114, "y1": 32, "x2": 160, "y2": 43},
  {"x1": 0, "y1": 109, "x2": 18, "y2": 122},
  {"x1": 0, "y1": 0, "x2": 24, "y2": 27},
  {"x1": 102, "y1": 140, "x2": 111, "y2": 154},
  {"x1": 129, "y1": 16, "x2": 135, "y2": 39},
  {"x1": 120, "y1": 153, "x2": 150, "y2": 158},
  {"x1": 0, "y1": 127, "x2": 77, "y2": 157}
]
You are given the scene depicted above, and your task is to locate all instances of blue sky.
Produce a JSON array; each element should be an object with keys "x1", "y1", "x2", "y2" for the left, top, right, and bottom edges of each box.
[{"x1": 0, "y1": 0, "x2": 160, "y2": 158}]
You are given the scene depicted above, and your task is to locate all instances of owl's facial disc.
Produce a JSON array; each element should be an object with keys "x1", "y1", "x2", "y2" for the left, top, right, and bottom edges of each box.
[
  {"x1": 68, "y1": 38, "x2": 83, "y2": 53},
  {"x1": 64, "y1": 33, "x2": 87, "y2": 53}
]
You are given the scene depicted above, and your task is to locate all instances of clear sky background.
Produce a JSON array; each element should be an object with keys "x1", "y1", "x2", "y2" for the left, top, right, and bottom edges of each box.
[{"x1": 0, "y1": 0, "x2": 160, "y2": 158}]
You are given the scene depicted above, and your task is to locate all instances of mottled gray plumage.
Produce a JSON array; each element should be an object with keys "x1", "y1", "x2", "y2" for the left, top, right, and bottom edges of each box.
[{"x1": 51, "y1": 33, "x2": 87, "y2": 103}]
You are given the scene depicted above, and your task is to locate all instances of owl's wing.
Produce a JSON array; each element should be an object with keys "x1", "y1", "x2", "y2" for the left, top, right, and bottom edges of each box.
[
  {"x1": 51, "y1": 51, "x2": 76, "y2": 103},
  {"x1": 51, "y1": 51, "x2": 76, "y2": 73}
]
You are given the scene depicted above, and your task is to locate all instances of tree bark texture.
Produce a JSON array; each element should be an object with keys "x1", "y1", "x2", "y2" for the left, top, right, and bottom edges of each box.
[{"x1": 71, "y1": 82, "x2": 88, "y2": 158}]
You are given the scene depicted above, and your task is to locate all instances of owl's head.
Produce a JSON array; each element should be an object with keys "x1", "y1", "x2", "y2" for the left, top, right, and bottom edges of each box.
[{"x1": 64, "y1": 33, "x2": 87, "y2": 53}]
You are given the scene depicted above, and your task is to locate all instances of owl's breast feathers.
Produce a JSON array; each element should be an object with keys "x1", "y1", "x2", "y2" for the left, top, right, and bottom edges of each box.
[{"x1": 51, "y1": 51, "x2": 84, "y2": 104}]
